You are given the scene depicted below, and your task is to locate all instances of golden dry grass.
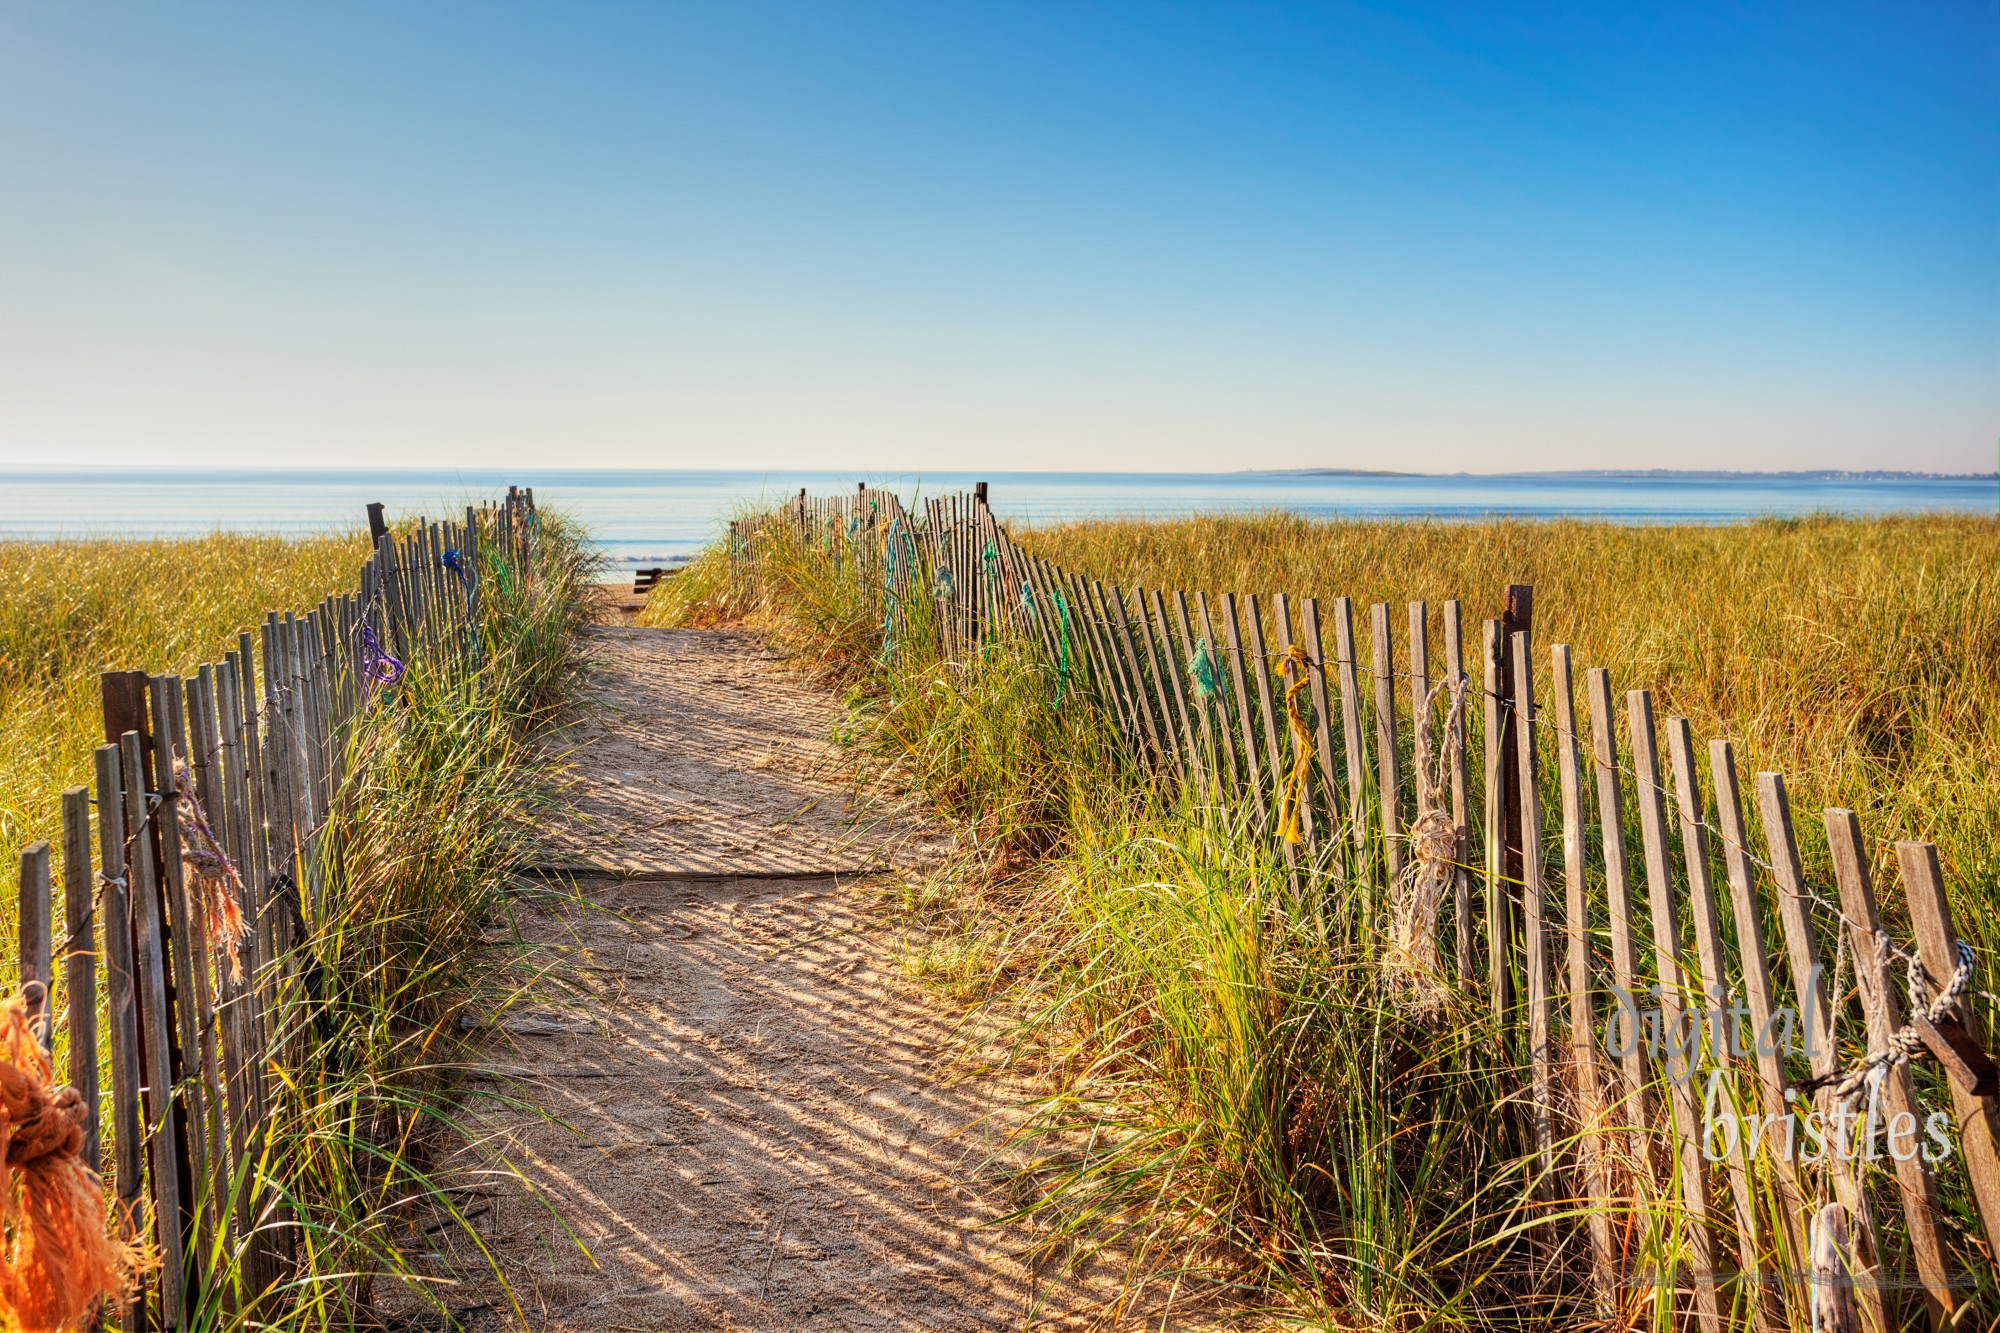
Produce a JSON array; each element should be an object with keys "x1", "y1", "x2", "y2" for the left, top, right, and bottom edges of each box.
[
  {"x1": 1019, "y1": 512, "x2": 2000, "y2": 925},
  {"x1": 0, "y1": 533, "x2": 369, "y2": 931}
]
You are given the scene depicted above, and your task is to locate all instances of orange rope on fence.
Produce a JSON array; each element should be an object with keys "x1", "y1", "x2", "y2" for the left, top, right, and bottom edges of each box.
[
  {"x1": 0, "y1": 985, "x2": 150, "y2": 1332},
  {"x1": 1276, "y1": 643, "x2": 1317, "y2": 845}
]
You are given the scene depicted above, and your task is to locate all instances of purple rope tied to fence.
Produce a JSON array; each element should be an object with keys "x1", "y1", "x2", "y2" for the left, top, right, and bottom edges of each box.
[{"x1": 360, "y1": 622, "x2": 406, "y2": 690}]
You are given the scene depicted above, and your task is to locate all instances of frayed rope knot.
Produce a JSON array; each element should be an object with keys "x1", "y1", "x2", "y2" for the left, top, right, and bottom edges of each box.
[
  {"x1": 173, "y1": 763, "x2": 250, "y2": 981},
  {"x1": 1386, "y1": 674, "x2": 1470, "y2": 1015},
  {"x1": 1795, "y1": 939, "x2": 1976, "y2": 1105},
  {"x1": 0, "y1": 985, "x2": 152, "y2": 1330},
  {"x1": 1275, "y1": 643, "x2": 1318, "y2": 846}
]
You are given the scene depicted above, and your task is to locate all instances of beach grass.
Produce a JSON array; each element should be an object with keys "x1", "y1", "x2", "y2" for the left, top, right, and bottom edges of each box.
[
  {"x1": 652, "y1": 508, "x2": 2000, "y2": 1328},
  {"x1": 0, "y1": 532, "x2": 371, "y2": 910}
]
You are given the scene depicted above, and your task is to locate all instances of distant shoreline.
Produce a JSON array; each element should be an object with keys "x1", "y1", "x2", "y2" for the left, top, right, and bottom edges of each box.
[{"x1": 0, "y1": 465, "x2": 1992, "y2": 482}]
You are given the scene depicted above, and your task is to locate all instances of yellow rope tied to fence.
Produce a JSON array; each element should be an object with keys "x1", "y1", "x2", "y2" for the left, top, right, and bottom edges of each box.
[
  {"x1": 0, "y1": 985, "x2": 150, "y2": 1331},
  {"x1": 1276, "y1": 643, "x2": 1317, "y2": 845},
  {"x1": 1388, "y1": 675, "x2": 1468, "y2": 1014}
]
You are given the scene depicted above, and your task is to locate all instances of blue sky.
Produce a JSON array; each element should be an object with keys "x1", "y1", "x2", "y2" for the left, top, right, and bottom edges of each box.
[{"x1": 0, "y1": 1, "x2": 1992, "y2": 472}]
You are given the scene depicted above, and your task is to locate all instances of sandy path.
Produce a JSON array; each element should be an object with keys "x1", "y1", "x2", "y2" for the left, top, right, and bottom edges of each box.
[{"x1": 439, "y1": 626, "x2": 1157, "y2": 1331}]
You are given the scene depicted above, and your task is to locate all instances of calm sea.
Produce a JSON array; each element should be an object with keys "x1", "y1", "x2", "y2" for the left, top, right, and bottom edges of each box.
[{"x1": 2, "y1": 468, "x2": 1991, "y2": 566}]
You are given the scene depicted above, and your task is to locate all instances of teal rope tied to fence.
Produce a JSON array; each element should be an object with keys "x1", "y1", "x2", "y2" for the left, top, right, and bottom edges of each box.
[
  {"x1": 1056, "y1": 584, "x2": 1072, "y2": 700},
  {"x1": 983, "y1": 541, "x2": 999, "y2": 577},
  {"x1": 1189, "y1": 637, "x2": 1220, "y2": 700},
  {"x1": 880, "y1": 517, "x2": 902, "y2": 661}
]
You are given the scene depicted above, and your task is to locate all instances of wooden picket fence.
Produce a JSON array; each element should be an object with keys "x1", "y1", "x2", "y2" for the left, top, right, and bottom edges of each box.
[
  {"x1": 10, "y1": 487, "x2": 538, "y2": 1330},
  {"x1": 738, "y1": 483, "x2": 2000, "y2": 1332}
]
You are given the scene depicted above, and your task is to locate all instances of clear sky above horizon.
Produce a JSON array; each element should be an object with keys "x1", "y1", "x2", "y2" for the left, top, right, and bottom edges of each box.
[{"x1": 0, "y1": 1, "x2": 1993, "y2": 474}]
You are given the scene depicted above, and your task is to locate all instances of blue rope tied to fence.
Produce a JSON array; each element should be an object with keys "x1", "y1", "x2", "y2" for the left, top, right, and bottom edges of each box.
[
  {"x1": 937, "y1": 565, "x2": 954, "y2": 601},
  {"x1": 1020, "y1": 580, "x2": 1036, "y2": 618},
  {"x1": 442, "y1": 548, "x2": 474, "y2": 596},
  {"x1": 1189, "y1": 637, "x2": 1220, "y2": 700},
  {"x1": 359, "y1": 622, "x2": 406, "y2": 691}
]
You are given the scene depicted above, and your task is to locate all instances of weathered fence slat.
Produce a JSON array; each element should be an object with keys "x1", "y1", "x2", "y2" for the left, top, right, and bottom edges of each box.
[
  {"x1": 1332, "y1": 598, "x2": 1369, "y2": 877},
  {"x1": 18, "y1": 842, "x2": 50, "y2": 1045},
  {"x1": 1443, "y1": 602, "x2": 1472, "y2": 983},
  {"x1": 1511, "y1": 631, "x2": 1554, "y2": 1185},
  {"x1": 1756, "y1": 772, "x2": 1888, "y2": 1333},
  {"x1": 1898, "y1": 840, "x2": 2000, "y2": 1269},
  {"x1": 1219, "y1": 594, "x2": 1272, "y2": 831},
  {"x1": 1242, "y1": 596, "x2": 1290, "y2": 841},
  {"x1": 121, "y1": 728, "x2": 189, "y2": 1329},
  {"x1": 1550, "y1": 645, "x2": 1616, "y2": 1305},
  {"x1": 1483, "y1": 620, "x2": 1510, "y2": 1022},
  {"x1": 1299, "y1": 600, "x2": 1343, "y2": 867},
  {"x1": 1272, "y1": 594, "x2": 1317, "y2": 848},
  {"x1": 1707, "y1": 739, "x2": 1808, "y2": 1281},
  {"x1": 1585, "y1": 668, "x2": 1648, "y2": 1163},
  {"x1": 1625, "y1": 690, "x2": 1721, "y2": 1333},
  {"x1": 95, "y1": 743, "x2": 151, "y2": 1333},
  {"x1": 60, "y1": 786, "x2": 100, "y2": 1168},
  {"x1": 1824, "y1": 810, "x2": 1954, "y2": 1330},
  {"x1": 1370, "y1": 603, "x2": 1403, "y2": 884},
  {"x1": 1664, "y1": 718, "x2": 1777, "y2": 1329}
]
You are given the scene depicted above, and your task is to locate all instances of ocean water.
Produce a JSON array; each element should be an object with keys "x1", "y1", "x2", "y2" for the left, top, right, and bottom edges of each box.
[{"x1": 1, "y1": 468, "x2": 1991, "y2": 566}]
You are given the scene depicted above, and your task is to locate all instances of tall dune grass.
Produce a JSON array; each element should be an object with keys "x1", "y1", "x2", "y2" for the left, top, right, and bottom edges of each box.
[
  {"x1": 0, "y1": 532, "x2": 369, "y2": 899},
  {"x1": 653, "y1": 509, "x2": 2000, "y2": 1328},
  {"x1": 0, "y1": 516, "x2": 594, "y2": 1328}
]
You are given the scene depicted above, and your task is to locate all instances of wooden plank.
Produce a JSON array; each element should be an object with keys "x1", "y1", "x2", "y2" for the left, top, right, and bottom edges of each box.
[
  {"x1": 1272, "y1": 595, "x2": 1316, "y2": 846},
  {"x1": 1197, "y1": 593, "x2": 1247, "y2": 801},
  {"x1": 1133, "y1": 588, "x2": 1185, "y2": 775},
  {"x1": 1708, "y1": 740, "x2": 1808, "y2": 1280},
  {"x1": 1299, "y1": 600, "x2": 1342, "y2": 864},
  {"x1": 1483, "y1": 620, "x2": 1511, "y2": 1022},
  {"x1": 1149, "y1": 589, "x2": 1200, "y2": 788},
  {"x1": 1173, "y1": 591, "x2": 1220, "y2": 792},
  {"x1": 1219, "y1": 594, "x2": 1272, "y2": 830},
  {"x1": 1585, "y1": 668, "x2": 1648, "y2": 1161},
  {"x1": 1824, "y1": 810, "x2": 1953, "y2": 1330},
  {"x1": 1332, "y1": 598, "x2": 1369, "y2": 873},
  {"x1": 1242, "y1": 596, "x2": 1291, "y2": 839},
  {"x1": 179, "y1": 674, "x2": 236, "y2": 1292},
  {"x1": 1665, "y1": 718, "x2": 1774, "y2": 1328},
  {"x1": 61, "y1": 786, "x2": 100, "y2": 1170},
  {"x1": 1497, "y1": 585, "x2": 1533, "y2": 893},
  {"x1": 1756, "y1": 771, "x2": 1888, "y2": 1333},
  {"x1": 18, "y1": 841, "x2": 51, "y2": 1045},
  {"x1": 1625, "y1": 690, "x2": 1721, "y2": 1333},
  {"x1": 1370, "y1": 603, "x2": 1404, "y2": 883},
  {"x1": 1071, "y1": 573, "x2": 1140, "y2": 756},
  {"x1": 1512, "y1": 632, "x2": 1554, "y2": 1183},
  {"x1": 1443, "y1": 603, "x2": 1473, "y2": 984},
  {"x1": 149, "y1": 674, "x2": 216, "y2": 1299},
  {"x1": 1408, "y1": 603, "x2": 1431, "y2": 817},
  {"x1": 1105, "y1": 584, "x2": 1167, "y2": 772},
  {"x1": 121, "y1": 729, "x2": 188, "y2": 1329},
  {"x1": 212, "y1": 661, "x2": 270, "y2": 1299},
  {"x1": 96, "y1": 744, "x2": 151, "y2": 1333},
  {"x1": 1897, "y1": 840, "x2": 2000, "y2": 1276},
  {"x1": 1549, "y1": 646, "x2": 1616, "y2": 1305}
]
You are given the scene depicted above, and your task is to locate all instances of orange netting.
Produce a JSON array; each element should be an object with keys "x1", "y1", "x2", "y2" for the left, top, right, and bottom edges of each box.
[{"x1": 0, "y1": 986, "x2": 151, "y2": 1332}]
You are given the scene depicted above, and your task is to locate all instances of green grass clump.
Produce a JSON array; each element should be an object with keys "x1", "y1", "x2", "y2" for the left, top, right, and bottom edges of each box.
[{"x1": 246, "y1": 513, "x2": 596, "y2": 1329}]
